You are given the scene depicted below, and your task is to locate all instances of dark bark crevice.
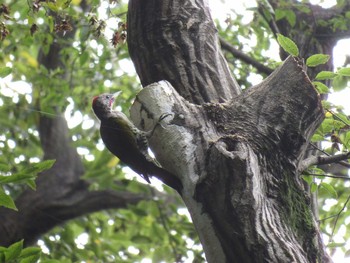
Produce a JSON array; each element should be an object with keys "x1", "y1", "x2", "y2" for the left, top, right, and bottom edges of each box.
[{"x1": 128, "y1": 0, "x2": 240, "y2": 104}]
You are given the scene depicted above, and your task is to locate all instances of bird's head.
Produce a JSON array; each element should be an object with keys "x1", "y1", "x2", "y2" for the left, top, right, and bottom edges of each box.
[{"x1": 92, "y1": 91, "x2": 121, "y2": 120}]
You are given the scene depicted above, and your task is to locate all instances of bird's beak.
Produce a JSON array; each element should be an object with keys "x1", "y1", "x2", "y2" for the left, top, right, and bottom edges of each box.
[{"x1": 113, "y1": 91, "x2": 122, "y2": 99}]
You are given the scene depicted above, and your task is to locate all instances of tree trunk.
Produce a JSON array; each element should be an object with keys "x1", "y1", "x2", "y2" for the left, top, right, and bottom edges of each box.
[{"x1": 128, "y1": 0, "x2": 332, "y2": 262}]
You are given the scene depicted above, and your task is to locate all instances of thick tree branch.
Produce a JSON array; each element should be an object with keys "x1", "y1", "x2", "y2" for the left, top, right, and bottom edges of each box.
[
  {"x1": 219, "y1": 37, "x2": 274, "y2": 75},
  {"x1": 127, "y1": 0, "x2": 240, "y2": 104},
  {"x1": 0, "y1": 187, "x2": 146, "y2": 246},
  {"x1": 299, "y1": 152, "x2": 350, "y2": 172}
]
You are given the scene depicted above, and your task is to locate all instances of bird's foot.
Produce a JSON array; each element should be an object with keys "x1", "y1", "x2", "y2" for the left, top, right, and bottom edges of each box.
[{"x1": 147, "y1": 113, "x2": 173, "y2": 138}]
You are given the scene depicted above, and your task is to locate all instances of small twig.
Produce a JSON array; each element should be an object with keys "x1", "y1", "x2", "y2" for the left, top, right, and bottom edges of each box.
[
  {"x1": 326, "y1": 109, "x2": 350, "y2": 127},
  {"x1": 318, "y1": 195, "x2": 350, "y2": 243},
  {"x1": 307, "y1": 143, "x2": 350, "y2": 169},
  {"x1": 219, "y1": 37, "x2": 274, "y2": 75},
  {"x1": 305, "y1": 173, "x2": 350, "y2": 180}
]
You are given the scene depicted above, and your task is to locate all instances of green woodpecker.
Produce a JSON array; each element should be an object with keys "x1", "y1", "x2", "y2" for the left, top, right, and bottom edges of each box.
[{"x1": 92, "y1": 92, "x2": 181, "y2": 191}]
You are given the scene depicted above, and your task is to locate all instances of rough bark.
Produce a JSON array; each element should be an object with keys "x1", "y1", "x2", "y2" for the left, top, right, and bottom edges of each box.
[
  {"x1": 128, "y1": 0, "x2": 332, "y2": 262},
  {"x1": 260, "y1": 0, "x2": 350, "y2": 218},
  {"x1": 127, "y1": 0, "x2": 240, "y2": 104}
]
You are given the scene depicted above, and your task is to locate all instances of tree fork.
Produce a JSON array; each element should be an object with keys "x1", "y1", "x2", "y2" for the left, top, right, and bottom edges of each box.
[{"x1": 130, "y1": 56, "x2": 330, "y2": 262}]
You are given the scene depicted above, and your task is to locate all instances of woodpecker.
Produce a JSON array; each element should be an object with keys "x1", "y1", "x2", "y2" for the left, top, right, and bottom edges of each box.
[{"x1": 92, "y1": 92, "x2": 182, "y2": 192}]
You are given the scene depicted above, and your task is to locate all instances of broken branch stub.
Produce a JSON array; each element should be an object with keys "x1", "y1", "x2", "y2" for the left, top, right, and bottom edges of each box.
[
  {"x1": 130, "y1": 57, "x2": 327, "y2": 261},
  {"x1": 131, "y1": 56, "x2": 324, "y2": 189},
  {"x1": 130, "y1": 81, "x2": 217, "y2": 193}
]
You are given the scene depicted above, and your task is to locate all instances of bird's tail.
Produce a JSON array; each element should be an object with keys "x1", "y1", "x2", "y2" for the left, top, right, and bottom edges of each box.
[{"x1": 149, "y1": 164, "x2": 182, "y2": 193}]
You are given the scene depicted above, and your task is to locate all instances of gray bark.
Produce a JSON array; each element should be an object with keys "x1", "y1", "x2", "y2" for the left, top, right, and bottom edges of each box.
[{"x1": 128, "y1": 0, "x2": 332, "y2": 262}]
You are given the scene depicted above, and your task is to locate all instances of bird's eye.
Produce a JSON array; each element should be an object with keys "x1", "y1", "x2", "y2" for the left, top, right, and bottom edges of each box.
[{"x1": 106, "y1": 95, "x2": 110, "y2": 99}]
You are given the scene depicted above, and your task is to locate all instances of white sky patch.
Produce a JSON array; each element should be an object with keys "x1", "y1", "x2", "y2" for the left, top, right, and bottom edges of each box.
[
  {"x1": 65, "y1": 97, "x2": 83, "y2": 128},
  {"x1": 328, "y1": 39, "x2": 350, "y2": 114},
  {"x1": 37, "y1": 239, "x2": 50, "y2": 254},
  {"x1": 308, "y1": 0, "x2": 337, "y2": 8},
  {"x1": 209, "y1": 0, "x2": 256, "y2": 25},
  {"x1": 118, "y1": 58, "x2": 137, "y2": 76},
  {"x1": 322, "y1": 198, "x2": 338, "y2": 212},
  {"x1": 127, "y1": 246, "x2": 140, "y2": 255},
  {"x1": 82, "y1": 116, "x2": 95, "y2": 130},
  {"x1": 75, "y1": 233, "x2": 89, "y2": 249},
  {"x1": 177, "y1": 207, "x2": 193, "y2": 222}
]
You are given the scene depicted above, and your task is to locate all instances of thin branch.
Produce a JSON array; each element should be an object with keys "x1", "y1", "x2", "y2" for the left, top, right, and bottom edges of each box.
[
  {"x1": 326, "y1": 109, "x2": 350, "y2": 127},
  {"x1": 299, "y1": 152, "x2": 350, "y2": 172},
  {"x1": 219, "y1": 37, "x2": 274, "y2": 75},
  {"x1": 257, "y1": 1, "x2": 280, "y2": 37},
  {"x1": 306, "y1": 143, "x2": 350, "y2": 168},
  {"x1": 305, "y1": 173, "x2": 350, "y2": 180},
  {"x1": 318, "y1": 195, "x2": 350, "y2": 243},
  {"x1": 319, "y1": 195, "x2": 350, "y2": 223}
]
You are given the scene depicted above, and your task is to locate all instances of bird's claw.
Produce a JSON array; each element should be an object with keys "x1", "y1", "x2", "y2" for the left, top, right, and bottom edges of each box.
[
  {"x1": 157, "y1": 113, "x2": 173, "y2": 129},
  {"x1": 158, "y1": 113, "x2": 173, "y2": 122},
  {"x1": 147, "y1": 113, "x2": 173, "y2": 138}
]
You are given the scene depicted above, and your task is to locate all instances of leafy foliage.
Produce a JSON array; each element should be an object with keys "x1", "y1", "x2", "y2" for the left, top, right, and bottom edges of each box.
[
  {"x1": 1, "y1": 0, "x2": 350, "y2": 261},
  {"x1": 1, "y1": 0, "x2": 200, "y2": 261},
  {"x1": 0, "y1": 240, "x2": 41, "y2": 263},
  {"x1": 0, "y1": 160, "x2": 55, "y2": 210}
]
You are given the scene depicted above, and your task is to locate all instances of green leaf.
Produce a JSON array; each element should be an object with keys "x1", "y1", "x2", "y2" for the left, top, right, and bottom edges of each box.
[
  {"x1": 131, "y1": 235, "x2": 152, "y2": 244},
  {"x1": 48, "y1": 16, "x2": 54, "y2": 32},
  {"x1": 20, "y1": 255, "x2": 41, "y2": 263},
  {"x1": 0, "y1": 67, "x2": 12, "y2": 78},
  {"x1": 327, "y1": 242, "x2": 346, "y2": 248},
  {"x1": 315, "y1": 71, "x2": 337, "y2": 80},
  {"x1": 312, "y1": 81, "x2": 329, "y2": 94},
  {"x1": 311, "y1": 133, "x2": 325, "y2": 142},
  {"x1": 310, "y1": 182, "x2": 318, "y2": 193},
  {"x1": 337, "y1": 67, "x2": 350, "y2": 77},
  {"x1": 0, "y1": 173, "x2": 36, "y2": 185},
  {"x1": 302, "y1": 175, "x2": 312, "y2": 184},
  {"x1": 275, "y1": 9, "x2": 286, "y2": 21},
  {"x1": 306, "y1": 54, "x2": 330, "y2": 67},
  {"x1": 19, "y1": 247, "x2": 41, "y2": 263},
  {"x1": 0, "y1": 160, "x2": 55, "y2": 186},
  {"x1": 284, "y1": 10, "x2": 296, "y2": 27},
  {"x1": 320, "y1": 182, "x2": 337, "y2": 198},
  {"x1": 0, "y1": 188, "x2": 17, "y2": 211},
  {"x1": 5, "y1": 240, "x2": 23, "y2": 262},
  {"x1": 46, "y1": 2, "x2": 59, "y2": 12},
  {"x1": 31, "y1": 159, "x2": 56, "y2": 173},
  {"x1": 276, "y1": 34, "x2": 299, "y2": 56},
  {"x1": 26, "y1": 179, "x2": 37, "y2": 190},
  {"x1": 332, "y1": 75, "x2": 348, "y2": 91},
  {"x1": 79, "y1": 51, "x2": 89, "y2": 66}
]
